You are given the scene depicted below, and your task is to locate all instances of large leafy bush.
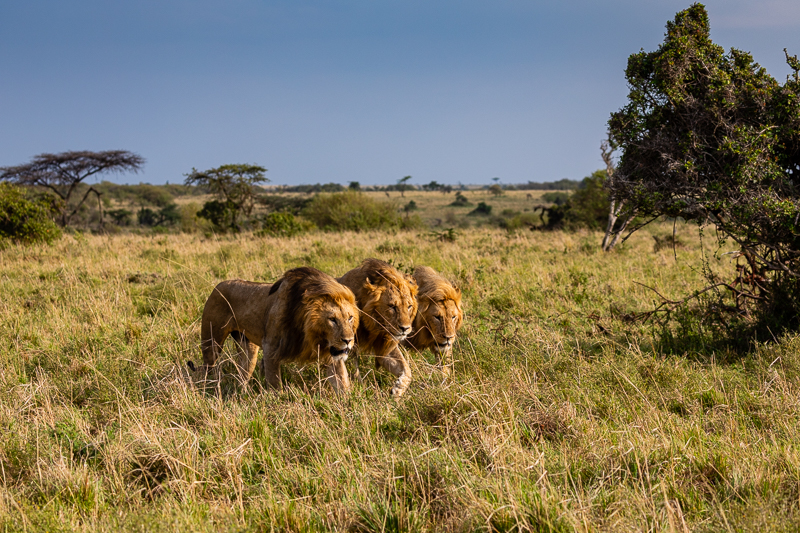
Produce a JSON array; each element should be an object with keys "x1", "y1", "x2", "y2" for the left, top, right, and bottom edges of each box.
[
  {"x1": 608, "y1": 3, "x2": 800, "y2": 335},
  {"x1": 302, "y1": 191, "x2": 402, "y2": 231},
  {"x1": 0, "y1": 183, "x2": 61, "y2": 246}
]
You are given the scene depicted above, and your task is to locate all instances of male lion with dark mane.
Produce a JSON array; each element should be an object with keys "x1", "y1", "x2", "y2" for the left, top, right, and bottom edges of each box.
[
  {"x1": 401, "y1": 266, "x2": 464, "y2": 376},
  {"x1": 187, "y1": 267, "x2": 359, "y2": 394},
  {"x1": 337, "y1": 258, "x2": 418, "y2": 397}
]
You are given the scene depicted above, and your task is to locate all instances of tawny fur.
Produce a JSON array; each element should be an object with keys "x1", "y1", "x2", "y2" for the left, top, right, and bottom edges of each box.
[
  {"x1": 189, "y1": 267, "x2": 359, "y2": 394},
  {"x1": 401, "y1": 266, "x2": 464, "y2": 376},
  {"x1": 337, "y1": 258, "x2": 418, "y2": 397}
]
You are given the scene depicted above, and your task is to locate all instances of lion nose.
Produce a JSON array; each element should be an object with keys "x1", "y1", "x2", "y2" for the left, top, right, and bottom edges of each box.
[
  {"x1": 444, "y1": 334, "x2": 455, "y2": 342},
  {"x1": 400, "y1": 326, "x2": 411, "y2": 335},
  {"x1": 343, "y1": 338, "x2": 354, "y2": 349}
]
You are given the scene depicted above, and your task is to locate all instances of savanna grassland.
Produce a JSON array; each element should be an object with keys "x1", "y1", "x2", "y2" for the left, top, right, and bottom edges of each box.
[{"x1": 2, "y1": 211, "x2": 800, "y2": 532}]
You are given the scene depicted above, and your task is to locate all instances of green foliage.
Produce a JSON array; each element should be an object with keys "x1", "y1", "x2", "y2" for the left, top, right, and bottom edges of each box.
[
  {"x1": 541, "y1": 192, "x2": 570, "y2": 205},
  {"x1": 257, "y1": 212, "x2": 312, "y2": 237},
  {"x1": 469, "y1": 202, "x2": 492, "y2": 216},
  {"x1": 489, "y1": 184, "x2": 504, "y2": 197},
  {"x1": 281, "y1": 182, "x2": 345, "y2": 193},
  {"x1": 136, "y1": 203, "x2": 181, "y2": 227},
  {"x1": 107, "y1": 208, "x2": 133, "y2": 226},
  {"x1": 403, "y1": 200, "x2": 418, "y2": 212},
  {"x1": 258, "y1": 194, "x2": 313, "y2": 216},
  {"x1": 197, "y1": 200, "x2": 237, "y2": 232},
  {"x1": 515, "y1": 179, "x2": 580, "y2": 190},
  {"x1": 0, "y1": 182, "x2": 61, "y2": 246},
  {"x1": 450, "y1": 192, "x2": 472, "y2": 207},
  {"x1": 608, "y1": 3, "x2": 800, "y2": 336},
  {"x1": 184, "y1": 163, "x2": 268, "y2": 230},
  {"x1": 302, "y1": 190, "x2": 402, "y2": 231},
  {"x1": 429, "y1": 227, "x2": 458, "y2": 242},
  {"x1": 500, "y1": 213, "x2": 541, "y2": 232},
  {"x1": 563, "y1": 171, "x2": 611, "y2": 231}
]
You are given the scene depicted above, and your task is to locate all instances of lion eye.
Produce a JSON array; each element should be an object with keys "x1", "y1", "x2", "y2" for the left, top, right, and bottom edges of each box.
[
  {"x1": 348, "y1": 316, "x2": 354, "y2": 324},
  {"x1": 407, "y1": 305, "x2": 413, "y2": 312},
  {"x1": 452, "y1": 315, "x2": 457, "y2": 322}
]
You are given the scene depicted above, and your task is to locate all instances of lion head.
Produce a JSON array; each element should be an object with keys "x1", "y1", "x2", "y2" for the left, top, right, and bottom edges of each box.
[
  {"x1": 338, "y1": 258, "x2": 418, "y2": 348},
  {"x1": 406, "y1": 266, "x2": 463, "y2": 354},
  {"x1": 270, "y1": 267, "x2": 360, "y2": 364}
]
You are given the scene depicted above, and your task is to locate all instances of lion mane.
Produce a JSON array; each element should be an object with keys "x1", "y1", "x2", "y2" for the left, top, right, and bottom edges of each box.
[
  {"x1": 337, "y1": 258, "x2": 418, "y2": 397},
  {"x1": 188, "y1": 266, "x2": 359, "y2": 393},
  {"x1": 401, "y1": 266, "x2": 464, "y2": 376}
]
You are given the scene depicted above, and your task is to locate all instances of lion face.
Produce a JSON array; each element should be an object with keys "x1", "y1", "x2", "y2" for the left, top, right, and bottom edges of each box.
[
  {"x1": 306, "y1": 297, "x2": 360, "y2": 362},
  {"x1": 365, "y1": 278, "x2": 418, "y2": 342},
  {"x1": 416, "y1": 296, "x2": 463, "y2": 354}
]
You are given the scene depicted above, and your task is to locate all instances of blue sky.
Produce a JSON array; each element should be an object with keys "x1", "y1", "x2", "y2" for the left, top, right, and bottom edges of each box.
[{"x1": 2, "y1": 1, "x2": 799, "y2": 186}]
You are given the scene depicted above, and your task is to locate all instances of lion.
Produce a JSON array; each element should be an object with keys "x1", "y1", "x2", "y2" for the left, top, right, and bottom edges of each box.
[
  {"x1": 401, "y1": 266, "x2": 464, "y2": 377},
  {"x1": 337, "y1": 258, "x2": 418, "y2": 397},
  {"x1": 187, "y1": 266, "x2": 360, "y2": 394}
]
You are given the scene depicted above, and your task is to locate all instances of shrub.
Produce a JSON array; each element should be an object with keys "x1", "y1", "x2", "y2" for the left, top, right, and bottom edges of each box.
[
  {"x1": 197, "y1": 200, "x2": 237, "y2": 232},
  {"x1": 541, "y1": 192, "x2": 570, "y2": 206},
  {"x1": 137, "y1": 203, "x2": 181, "y2": 227},
  {"x1": 0, "y1": 182, "x2": 61, "y2": 246},
  {"x1": 488, "y1": 184, "x2": 503, "y2": 196},
  {"x1": 468, "y1": 202, "x2": 492, "y2": 216},
  {"x1": 257, "y1": 194, "x2": 313, "y2": 216},
  {"x1": 562, "y1": 171, "x2": 611, "y2": 231},
  {"x1": 450, "y1": 192, "x2": 472, "y2": 207},
  {"x1": 107, "y1": 208, "x2": 133, "y2": 226},
  {"x1": 403, "y1": 200, "x2": 418, "y2": 212},
  {"x1": 257, "y1": 212, "x2": 313, "y2": 237},
  {"x1": 302, "y1": 191, "x2": 402, "y2": 231},
  {"x1": 500, "y1": 213, "x2": 541, "y2": 232},
  {"x1": 533, "y1": 171, "x2": 611, "y2": 231}
]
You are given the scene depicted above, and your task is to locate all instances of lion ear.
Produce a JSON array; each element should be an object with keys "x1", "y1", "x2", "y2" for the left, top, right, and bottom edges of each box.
[{"x1": 406, "y1": 274, "x2": 417, "y2": 288}]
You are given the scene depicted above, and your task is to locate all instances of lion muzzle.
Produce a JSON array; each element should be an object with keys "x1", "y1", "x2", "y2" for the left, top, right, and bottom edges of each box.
[
  {"x1": 329, "y1": 338, "x2": 353, "y2": 361},
  {"x1": 394, "y1": 325, "x2": 412, "y2": 341}
]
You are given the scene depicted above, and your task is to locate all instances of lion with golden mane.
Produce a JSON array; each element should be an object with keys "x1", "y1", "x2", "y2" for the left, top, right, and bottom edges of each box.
[
  {"x1": 401, "y1": 266, "x2": 463, "y2": 376},
  {"x1": 337, "y1": 258, "x2": 418, "y2": 397},
  {"x1": 187, "y1": 266, "x2": 359, "y2": 393}
]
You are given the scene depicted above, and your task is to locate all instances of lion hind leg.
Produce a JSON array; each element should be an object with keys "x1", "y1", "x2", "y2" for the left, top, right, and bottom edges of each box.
[
  {"x1": 376, "y1": 348, "x2": 412, "y2": 398},
  {"x1": 190, "y1": 322, "x2": 228, "y2": 389}
]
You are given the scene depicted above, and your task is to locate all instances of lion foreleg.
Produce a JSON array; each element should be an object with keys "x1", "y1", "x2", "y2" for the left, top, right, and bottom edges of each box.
[
  {"x1": 232, "y1": 332, "x2": 259, "y2": 386},
  {"x1": 352, "y1": 345, "x2": 363, "y2": 381},
  {"x1": 376, "y1": 347, "x2": 412, "y2": 398},
  {"x1": 437, "y1": 347, "x2": 453, "y2": 378},
  {"x1": 324, "y1": 360, "x2": 351, "y2": 395},
  {"x1": 259, "y1": 341, "x2": 282, "y2": 390}
]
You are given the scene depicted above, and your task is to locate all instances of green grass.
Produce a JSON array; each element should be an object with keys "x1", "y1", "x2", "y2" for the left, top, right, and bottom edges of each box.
[{"x1": 1, "y1": 223, "x2": 799, "y2": 531}]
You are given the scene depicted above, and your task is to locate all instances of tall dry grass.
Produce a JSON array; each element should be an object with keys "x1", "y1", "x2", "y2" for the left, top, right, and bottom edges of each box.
[{"x1": 1, "y1": 225, "x2": 799, "y2": 531}]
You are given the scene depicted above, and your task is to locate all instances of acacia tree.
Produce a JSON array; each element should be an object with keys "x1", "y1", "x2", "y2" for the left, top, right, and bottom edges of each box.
[
  {"x1": 396, "y1": 175, "x2": 413, "y2": 197},
  {"x1": 0, "y1": 150, "x2": 145, "y2": 226},
  {"x1": 608, "y1": 3, "x2": 800, "y2": 330},
  {"x1": 184, "y1": 164, "x2": 268, "y2": 231}
]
